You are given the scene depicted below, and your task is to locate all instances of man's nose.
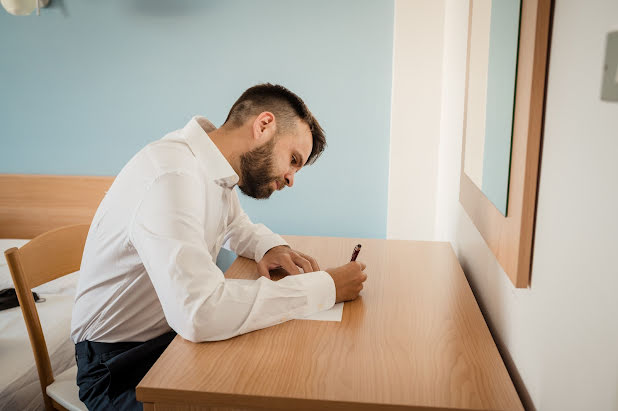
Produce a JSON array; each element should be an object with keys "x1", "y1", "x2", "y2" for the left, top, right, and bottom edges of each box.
[{"x1": 284, "y1": 172, "x2": 295, "y2": 187}]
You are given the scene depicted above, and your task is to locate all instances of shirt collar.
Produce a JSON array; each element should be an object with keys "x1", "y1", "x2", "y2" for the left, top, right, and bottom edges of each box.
[{"x1": 183, "y1": 116, "x2": 239, "y2": 188}]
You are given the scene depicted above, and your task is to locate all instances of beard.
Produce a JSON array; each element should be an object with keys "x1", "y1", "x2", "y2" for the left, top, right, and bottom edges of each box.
[{"x1": 238, "y1": 137, "x2": 283, "y2": 199}]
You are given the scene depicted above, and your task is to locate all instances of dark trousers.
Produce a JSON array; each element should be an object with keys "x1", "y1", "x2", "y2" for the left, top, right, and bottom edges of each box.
[{"x1": 75, "y1": 331, "x2": 176, "y2": 411}]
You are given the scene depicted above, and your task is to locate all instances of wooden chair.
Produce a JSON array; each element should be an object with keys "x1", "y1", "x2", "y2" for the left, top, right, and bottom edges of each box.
[{"x1": 4, "y1": 224, "x2": 90, "y2": 411}]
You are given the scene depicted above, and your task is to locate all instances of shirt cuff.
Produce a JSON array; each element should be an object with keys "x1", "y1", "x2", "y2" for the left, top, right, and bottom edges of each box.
[
  {"x1": 296, "y1": 270, "x2": 336, "y2": 316},
  {"x1": 254, "y1": 234, "x2": 289, "y2": 262}
]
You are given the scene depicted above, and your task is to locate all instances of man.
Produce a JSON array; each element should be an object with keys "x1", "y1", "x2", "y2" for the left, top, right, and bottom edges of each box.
[{"x1": 71, "y1": 84, "x2": 368, "y2": 410}]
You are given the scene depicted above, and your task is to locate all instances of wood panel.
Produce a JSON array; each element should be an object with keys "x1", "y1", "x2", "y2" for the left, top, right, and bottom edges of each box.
[
  {"x1": 137, "y1": 236, "x2": 523, "y2": 410},
  {"x1": 459, "y1": 0, "x2": 552, "y2": 288},
  {"x1": 0, "y1": 174, "x2": 113, "y2": 238},
  {"x1": 153, "y1": 404, "x2": 273, "y2": 411}
]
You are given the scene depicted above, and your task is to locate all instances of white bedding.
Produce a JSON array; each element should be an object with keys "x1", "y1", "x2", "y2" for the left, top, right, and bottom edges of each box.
[{"x1": 0, "y1": 239, "x2": 79, "y2": 411}]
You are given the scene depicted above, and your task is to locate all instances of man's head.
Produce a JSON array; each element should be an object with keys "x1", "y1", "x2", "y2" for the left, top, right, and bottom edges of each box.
[{"x1": 223, "y1": 83, "x2": 326, "y2": 199}]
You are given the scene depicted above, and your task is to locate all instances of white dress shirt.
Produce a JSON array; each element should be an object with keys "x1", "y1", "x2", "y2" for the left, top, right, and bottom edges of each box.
[{"x1": 70, "y1": 116, "x2": 335, "y2": 343}]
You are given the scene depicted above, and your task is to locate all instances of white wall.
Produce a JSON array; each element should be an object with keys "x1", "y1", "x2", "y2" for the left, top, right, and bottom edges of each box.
[
  {"x1": 387, "y1": 0, "x2": 444, "y2": 240},
  {"x1": 434, "y1": 1, "x2": 618, "y2": 410}
]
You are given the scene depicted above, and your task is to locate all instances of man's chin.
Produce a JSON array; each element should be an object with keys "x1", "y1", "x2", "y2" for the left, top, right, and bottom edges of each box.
[{"x1": 238, "y1": 184, "x2": 274, "y2": 200}]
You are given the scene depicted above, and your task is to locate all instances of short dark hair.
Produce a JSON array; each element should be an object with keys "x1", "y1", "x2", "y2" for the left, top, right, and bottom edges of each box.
[{"x1": 224, "y1": 83, "x2": 326, "y2": 165}]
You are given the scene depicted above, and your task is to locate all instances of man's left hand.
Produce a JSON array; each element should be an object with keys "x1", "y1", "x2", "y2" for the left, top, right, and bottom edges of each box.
[{"x1": 257, "y1": 246, "x2": 320, "y2": 279}]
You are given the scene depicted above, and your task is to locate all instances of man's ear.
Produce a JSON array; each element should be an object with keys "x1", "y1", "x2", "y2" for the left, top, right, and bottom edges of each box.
[{"x1": 252, "y1": 112, "x2": 276, "y2": 142}]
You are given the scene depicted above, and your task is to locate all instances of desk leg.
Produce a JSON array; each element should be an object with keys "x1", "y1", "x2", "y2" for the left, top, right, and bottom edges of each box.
[{"x1": 143, "y1": 403, "x2": 154, "y2": 411}]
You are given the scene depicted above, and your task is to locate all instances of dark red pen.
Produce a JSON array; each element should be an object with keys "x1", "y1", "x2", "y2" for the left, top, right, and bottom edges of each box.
[{"x1": 350, "y1": 244, "x2": 362, "y2": 262}]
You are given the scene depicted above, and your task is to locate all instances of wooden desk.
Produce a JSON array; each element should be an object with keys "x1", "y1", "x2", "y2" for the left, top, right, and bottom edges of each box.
[{"x1": 137, "y1": 237, "x2": 523, "y2": 411}]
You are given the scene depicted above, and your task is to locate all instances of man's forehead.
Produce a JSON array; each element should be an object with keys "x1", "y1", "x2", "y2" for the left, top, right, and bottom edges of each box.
[
  {"x1": 285, "y1": 120, "x2": 312, "y2": 165},
  {"x1": 296, "y1": 122, "x2": 313, "y2": 164}
]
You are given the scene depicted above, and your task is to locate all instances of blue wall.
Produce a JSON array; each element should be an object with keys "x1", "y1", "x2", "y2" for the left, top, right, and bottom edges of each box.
[{"x1": 0, "y1": 0, "x2": 394, "y2": 239}]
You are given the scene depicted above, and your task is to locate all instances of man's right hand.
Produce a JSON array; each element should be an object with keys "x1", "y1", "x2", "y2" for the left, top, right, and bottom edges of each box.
[{"x1": 326, "y1": 262, "x2": 368, "y2": 303}]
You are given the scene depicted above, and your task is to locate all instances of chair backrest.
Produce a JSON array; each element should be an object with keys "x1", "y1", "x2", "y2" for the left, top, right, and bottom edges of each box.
[{"x1": 4, "y1": 224, "x2": 90, "y2": 411}]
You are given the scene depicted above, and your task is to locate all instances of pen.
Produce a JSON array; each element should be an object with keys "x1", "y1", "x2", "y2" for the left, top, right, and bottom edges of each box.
[{"x1": 350, "y1": 244, "x2": 362, "y2": 262}]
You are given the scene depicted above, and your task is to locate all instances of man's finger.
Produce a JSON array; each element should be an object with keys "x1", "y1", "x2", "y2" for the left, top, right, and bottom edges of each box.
[
  {"x1": 292, "y1": 254, "x2": 313, "y2": 274},
  {"x1": 298, "y1": 251, "x2": 319, "y2": 271},
  {"x1": 356, "y1": 261, "x2": 367, "y2": 271},
  {"x1": 281, "y1": 256, "x2": 301, "y2": 275},
  {"x1": 257, "y1": 261, "x2": 271, "y2": 279}
]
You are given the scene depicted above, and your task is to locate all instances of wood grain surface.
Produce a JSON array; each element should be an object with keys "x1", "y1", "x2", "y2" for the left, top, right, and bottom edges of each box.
[
  {"x1": 0, "y1": 174, "x2": 113, "y2": 238},
  {"x1": 137, "y1": 236, "x2": 522, "y2": 410}
]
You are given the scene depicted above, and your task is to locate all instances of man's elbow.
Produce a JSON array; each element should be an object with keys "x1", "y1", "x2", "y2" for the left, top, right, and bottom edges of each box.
[
  {"x1": 175, "y1": 324, "x2": 202, "y2": 343},
  {"x1": 170, "y1": 282, "x2": 245, "y2": 342},
  {"x1": 175, "y1": 323, "x2": 237, "y2": 343},
  {"x1": 173, "y1": 310, "x2": 239, "y2": 343}
]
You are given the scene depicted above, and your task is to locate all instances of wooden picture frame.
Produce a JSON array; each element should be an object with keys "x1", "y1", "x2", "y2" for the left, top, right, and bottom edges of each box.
[{"x1": 460, "y1": 0, "x2": 553, "y2": 288}]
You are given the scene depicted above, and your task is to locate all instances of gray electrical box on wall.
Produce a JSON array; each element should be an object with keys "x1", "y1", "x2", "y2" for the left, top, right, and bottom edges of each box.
[{"x1": 601, "y1": 31, "x2": 618, "y2": 102}]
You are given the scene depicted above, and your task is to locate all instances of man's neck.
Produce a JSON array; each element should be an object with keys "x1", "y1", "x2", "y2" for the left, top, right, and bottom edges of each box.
[{"x1": 206, "y1": 125, "x2": 250, "y2": 177}]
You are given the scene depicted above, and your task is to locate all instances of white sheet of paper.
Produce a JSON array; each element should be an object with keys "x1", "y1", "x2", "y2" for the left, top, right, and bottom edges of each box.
[
  {"x1": 232, "y1": 279, "x2": 343, "y2": 322},
  {"x1": 297, "y1": 302, "x2": 343, "y2": 322}
]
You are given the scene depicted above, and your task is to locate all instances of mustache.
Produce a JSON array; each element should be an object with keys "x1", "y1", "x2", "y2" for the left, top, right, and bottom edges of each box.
[{"x1": 273, "y1": 178, "x2": 285, "y2": 189}]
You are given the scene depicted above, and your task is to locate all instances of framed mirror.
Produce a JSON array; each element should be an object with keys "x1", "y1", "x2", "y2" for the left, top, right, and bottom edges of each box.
[{"x1": 460, "y1": 0, "x2": 553, "y2": 288}]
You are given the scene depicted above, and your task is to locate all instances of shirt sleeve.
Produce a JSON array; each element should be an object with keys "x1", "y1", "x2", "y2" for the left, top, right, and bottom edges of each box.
[
  {"x1": 129, "y1": 171, "x2": 335, "y2": 342},
  {"x1": 224, "y1": 188, "x2": 288, "y2": 261}
]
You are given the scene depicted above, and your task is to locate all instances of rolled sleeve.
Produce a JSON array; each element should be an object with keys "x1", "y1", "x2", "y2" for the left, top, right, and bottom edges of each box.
[
  {"x1": 253, "y1": 233, "x2": 289, "y2": 262},
  {"x1": 291, "y1": 271, "x2": 336, "y2": 315}
]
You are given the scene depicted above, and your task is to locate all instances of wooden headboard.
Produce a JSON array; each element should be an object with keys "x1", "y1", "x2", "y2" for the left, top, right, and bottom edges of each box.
[{"x1": 0, "y1": 174, "x2": 114, "y2": 239}]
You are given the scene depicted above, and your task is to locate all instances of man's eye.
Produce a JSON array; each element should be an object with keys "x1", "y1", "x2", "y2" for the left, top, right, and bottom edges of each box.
[{"x1": 292, "y1": 155, "x2": 297, "y2": 165}]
